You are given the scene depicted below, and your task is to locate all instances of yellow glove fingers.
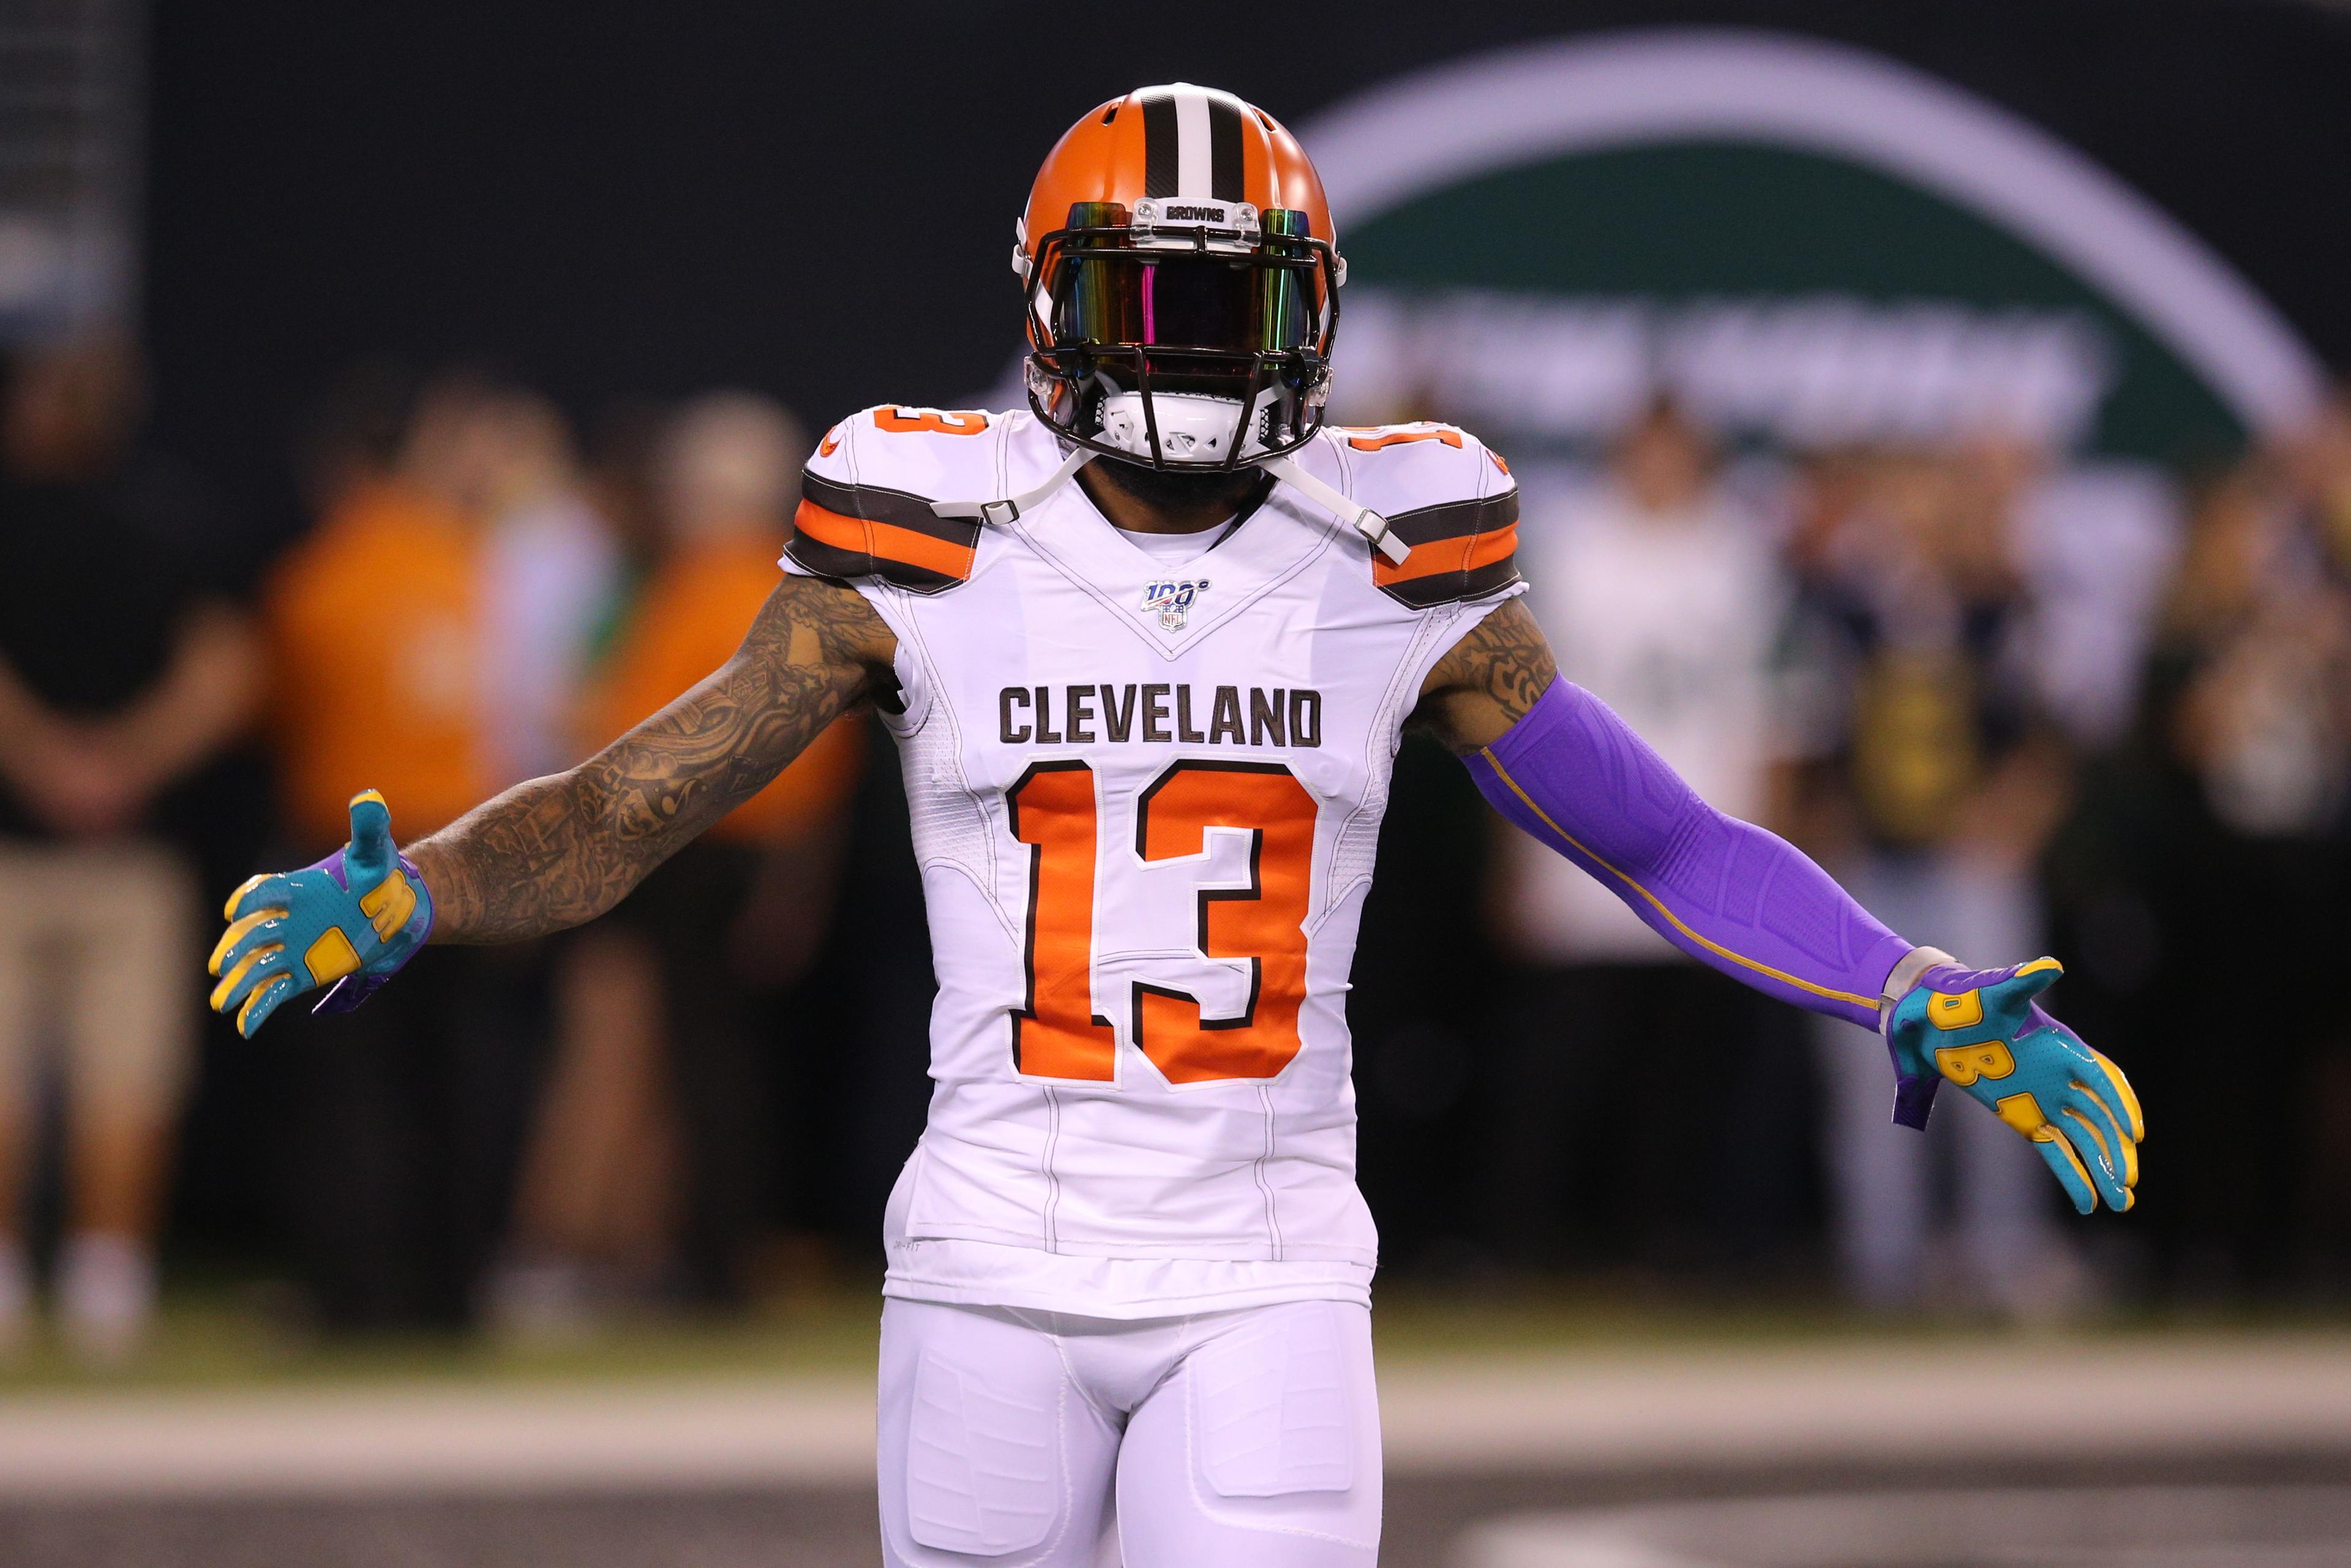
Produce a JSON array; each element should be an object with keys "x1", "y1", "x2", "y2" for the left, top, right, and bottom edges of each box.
[
  {"x1": 208, "y1": 909, "x2": 282, "y2": 976},
  {"x1": 2058, "y1": 1103, "x2": 2111, "y2": 1173},
  {"x1": 2088, "y1": 1049, "x2": 2144, "y2": 1142},
  {"x1": 2063, "y1": 1081, "x2": 2137, "y2": 1189},
  {"x1": 2078, "y1": 1081, "x2": 2153, "y2": 1189},
  {"x1": 2033, "y1": 1122, "x2": 2100, "y2": 1215},
  {"x1": 222, "y1": 874, "x2": 274, "y2": 921},
  {"x1": 235, "y1": 973, "x2": 296, "y2": 1038},
  {"x1": 209, "y1": 942, "x2": 284, "y2": 1013},
  {"x1": 2058, "y1": 1105, "x2": 2132, "y2": 1211}
]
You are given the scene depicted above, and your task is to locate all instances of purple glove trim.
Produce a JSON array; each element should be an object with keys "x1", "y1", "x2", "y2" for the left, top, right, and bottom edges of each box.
[
  {"x1": 1913, "y1": 962, "x2": 2060, "y2": 1034},
  {"x1": 1466, "y1": 677, "x2": 1911, "y2": 1029},
  {"x1": 1889, "y1": 1061, "x2": 1942, "y2": 1130},
  {"x1": 312, "y1": 850, "x2": 435, "y2": 1016}
]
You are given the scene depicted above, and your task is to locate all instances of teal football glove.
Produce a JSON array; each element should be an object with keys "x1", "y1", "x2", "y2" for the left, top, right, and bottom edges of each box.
[
  {"x1": 1884, "y1": 957, "x2": 2144, "y2": 1215},
  {"x1": 207, "y1": 789, "x2": 434, "y2": 1038}
]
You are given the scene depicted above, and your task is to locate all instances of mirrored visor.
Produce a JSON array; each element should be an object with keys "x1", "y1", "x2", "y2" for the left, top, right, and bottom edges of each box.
[{"x1": 1049, "y1": 250, "x2": 1322, "y2": 357}]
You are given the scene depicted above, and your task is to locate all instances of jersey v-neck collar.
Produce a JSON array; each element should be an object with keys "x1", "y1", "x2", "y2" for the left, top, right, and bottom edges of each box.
[
  {"x1": 1086, "y1": 466, "x2": 1273, "y2": 571},
  {"x1": 1115, "y1": 523, "x2": 1223, "y2": 566},
  {"x1": 999, "y1": 426, "x2": 1341, "y2": 661}
]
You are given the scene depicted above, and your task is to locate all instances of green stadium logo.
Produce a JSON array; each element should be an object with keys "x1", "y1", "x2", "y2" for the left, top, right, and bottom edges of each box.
[{"x1": 1307, "y1": 30, "x2": 2323, "y2": 465}]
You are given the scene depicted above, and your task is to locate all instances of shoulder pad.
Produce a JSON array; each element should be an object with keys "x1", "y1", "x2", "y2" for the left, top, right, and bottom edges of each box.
[
  {"x1": 1330, "y1": 423, "x2": 1521, "y2": 609},
  {"x1": 786, "y1": 405, "x2": 1007, "y2": 594}
]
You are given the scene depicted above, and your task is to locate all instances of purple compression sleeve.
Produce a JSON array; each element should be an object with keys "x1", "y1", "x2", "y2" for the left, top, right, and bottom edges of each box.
[{"x1": 1464, "y1": 677, "x2": 1911, "y2": 1029}]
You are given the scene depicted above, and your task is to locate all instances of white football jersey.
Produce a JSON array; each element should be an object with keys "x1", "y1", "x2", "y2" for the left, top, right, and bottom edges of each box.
[{"x1": 782, "y1": 405, "x2": 1521, "y2": 1316}]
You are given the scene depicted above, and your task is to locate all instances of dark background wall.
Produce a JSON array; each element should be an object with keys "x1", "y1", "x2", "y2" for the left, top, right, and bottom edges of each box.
[
  {"x1": 140, "y1": 1, "x2": 2351, "y2": 1274},
  {"x1": 146, "y1": 1, "x2": 2351, "y2": 541}
]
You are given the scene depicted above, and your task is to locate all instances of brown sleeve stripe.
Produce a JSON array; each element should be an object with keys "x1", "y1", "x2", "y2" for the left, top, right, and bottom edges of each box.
[
  {"x1": 1377, "y1": 520, "x2": 1518, "y2": 585},
  {"x1": 801, "y1": 470, "x2": 978, "y2": 544},
  {"x1": 1381, "y1": 489, "x2": 1517, "y2": 547},
  {"x1": 1373, "y1": 490, "x2": 1521, "y2": 607},
  {"x1": 789, "y1": 500, "x2": 975, "y2": 591},
  {"x1": 785, "y1": 470, "x2": 981, "y2": 593}
]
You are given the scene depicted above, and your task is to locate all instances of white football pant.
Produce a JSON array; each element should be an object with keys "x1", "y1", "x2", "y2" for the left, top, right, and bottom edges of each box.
[{"x1": 877, "y1": 1297, "x2": 1382, "y2": 1567}]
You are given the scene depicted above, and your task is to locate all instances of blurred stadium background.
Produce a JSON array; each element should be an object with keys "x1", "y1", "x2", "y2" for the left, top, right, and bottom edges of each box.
[{"x1": 1, "y1": 1, "x2": 2349, "y2": 1562}]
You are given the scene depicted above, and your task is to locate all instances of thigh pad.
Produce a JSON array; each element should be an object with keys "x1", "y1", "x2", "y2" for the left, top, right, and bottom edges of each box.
[{"x1": 1189, "y1": 1300, "x2": 1360, "y2": 1499}]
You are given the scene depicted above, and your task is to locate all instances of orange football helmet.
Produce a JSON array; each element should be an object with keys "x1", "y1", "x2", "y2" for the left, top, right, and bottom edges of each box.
[{"x1": 1013, "y1": 84, "x2": 1345, "y2": 471}]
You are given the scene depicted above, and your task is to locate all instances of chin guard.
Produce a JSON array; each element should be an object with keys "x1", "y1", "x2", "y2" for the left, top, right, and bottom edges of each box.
[{"x1": 1097, "y1": 389, "x2": 1269, "y2": 465}]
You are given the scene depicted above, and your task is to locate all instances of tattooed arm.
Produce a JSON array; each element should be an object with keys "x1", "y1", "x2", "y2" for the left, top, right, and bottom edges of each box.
[
  {"x1": 413, "y1": 576, "x2": 897, "y2": 943},
  {"x1": 1410, "y1": 596, "x2": 1560, "y2": 753}
]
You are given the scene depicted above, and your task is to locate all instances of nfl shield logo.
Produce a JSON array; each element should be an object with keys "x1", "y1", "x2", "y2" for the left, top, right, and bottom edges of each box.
[{"x1": 1141, "y1": 577, "x2": 1209, "y2": 632}]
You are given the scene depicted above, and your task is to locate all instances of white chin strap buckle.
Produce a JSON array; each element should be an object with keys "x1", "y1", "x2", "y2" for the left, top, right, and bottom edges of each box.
[
  {"x1": 931, "y1": 446, "x2": 1094, "y2": 528},
  {"x1": 1097, "y1": 391, "x2": 1265, "y2": 465},
  {"x1": 1259, "y1": 453, "x2": 1411, "y2": 566}
]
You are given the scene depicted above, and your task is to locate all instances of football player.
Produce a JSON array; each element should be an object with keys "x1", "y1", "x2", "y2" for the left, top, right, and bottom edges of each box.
[{"x1": 208, "y1": 85, "x2": 2141, "y2": 1566}]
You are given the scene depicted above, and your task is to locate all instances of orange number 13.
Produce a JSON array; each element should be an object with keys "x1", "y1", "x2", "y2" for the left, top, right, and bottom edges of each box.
[{"x1": 1007, "y1": 760, "x2": 1314, "y2": 1085}]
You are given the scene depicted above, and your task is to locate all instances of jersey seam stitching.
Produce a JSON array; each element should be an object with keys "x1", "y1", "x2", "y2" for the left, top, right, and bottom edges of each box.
[
  {"x1": 1041, "y1": 1086, "x2": 1064, "y2": 1254},
  {"x1": 1310, "y1": 604, "x2": 1449, "y2": 932},
  {"x1": 1253, "y1": 1083, "x2": 1284, "y2": 1262},
  {"x1": 896, "y1": 604, "x2": 1008, "y2": 912}
]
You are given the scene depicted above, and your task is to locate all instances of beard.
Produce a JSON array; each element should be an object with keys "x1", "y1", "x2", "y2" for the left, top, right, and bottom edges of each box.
[{"x1": 1091, "y1": 454, "x2": 1270, "y2": 519}]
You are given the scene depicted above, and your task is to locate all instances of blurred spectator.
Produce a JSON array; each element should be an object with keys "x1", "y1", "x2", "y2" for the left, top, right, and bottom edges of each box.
[
  {"x1": 0, "y1": 334, "x2": 261, "y2": 1360},
  {"x1": 2287, "y1": 389, "x2": 2351, "y2": 585},
  {"x1": 580, "y1": 397, "x2": 670, "y2": 582},
  {"x1": 266, "y1": 369, "x2": 495, "y2": 849},
  {"x1": 1483, "y1": 400, "x2": 1806, "y2": 1275},
  {"x1": 466, "y1": 390, "x2": 624, "y2": 786},
  {"x1": 2126, "y1": 457, "x2": 2351, "y2": 1290},
  {"x1": 257, "y1": 368, "x2": 556, "y2": 1329},
  {"x1": 2281, "y1": 399, "x2": 2351, "y2": 1281},
  {"x1": 1787, "y1": 443, "x2": 2082, "y2": 1316},
  {"x1": 496, "y1": 393, "x2": 861, "y2": 1324}
]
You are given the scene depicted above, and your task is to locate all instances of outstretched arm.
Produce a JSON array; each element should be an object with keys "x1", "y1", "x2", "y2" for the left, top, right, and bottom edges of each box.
[
  {"x1": 418, "y1": 575, "x2": 896, "y2": 942},
  {"x1": 1412, "y1": 598, "x2": 1910, "y2": 1022},
  {"x1": 209, "y1": 576, "x2": 894, "y2": 1037},
  {"x1": 1412, "y1": 598, "x2": 2140, "y2": 1214}
]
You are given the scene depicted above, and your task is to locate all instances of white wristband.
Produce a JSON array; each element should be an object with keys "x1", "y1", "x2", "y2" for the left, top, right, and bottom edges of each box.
[
  {"x1": 1877, "y1": 945, "x2": 1958, "y2": 1038},
  {"x1": 1881, "y1": 945, "x2": 1959, "y2": 1003}
]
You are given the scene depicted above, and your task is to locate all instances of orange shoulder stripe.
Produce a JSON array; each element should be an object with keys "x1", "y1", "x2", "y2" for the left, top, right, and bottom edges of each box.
[
  {"x1": 1374, "y1": 519, "x2": 1518, "y2": 585},
  {"x1": 793, "y1": 499, "x2": 975, "y2": 580}
]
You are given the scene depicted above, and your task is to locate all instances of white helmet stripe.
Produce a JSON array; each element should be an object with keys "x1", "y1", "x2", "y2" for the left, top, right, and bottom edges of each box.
[{"x1": 1173, "y1": 86, "x2": 1213, "y2": 198}]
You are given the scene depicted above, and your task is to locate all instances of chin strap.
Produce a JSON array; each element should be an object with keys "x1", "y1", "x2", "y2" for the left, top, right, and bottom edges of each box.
[
  {"x1": 931, "y1": 447, "x2": 1095, "y2": 527},
  {"x1": 1259, "y1": 454, "x2": 1411, "y2": 565},
  {"x1": 928, "y1": 443, "x2": 1413, "y2": 569}
]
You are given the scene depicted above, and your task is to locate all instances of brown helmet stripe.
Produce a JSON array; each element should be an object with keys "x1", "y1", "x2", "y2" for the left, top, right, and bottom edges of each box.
[
  {"x1": 1020, "y1": 84, "x2": 1335, "y2": 269},
  {"x1": 1141, "y1": 90, "x2": 1179, "y2": 197},
  {"x1": 1208, "y1": 94, "x2": 1245, "y2": 201}
]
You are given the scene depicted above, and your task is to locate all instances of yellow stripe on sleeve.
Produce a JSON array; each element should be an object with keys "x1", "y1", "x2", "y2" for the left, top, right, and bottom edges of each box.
[{"x1": 1479, "y1": 748, "x2": 1880, "y2": 1013}]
